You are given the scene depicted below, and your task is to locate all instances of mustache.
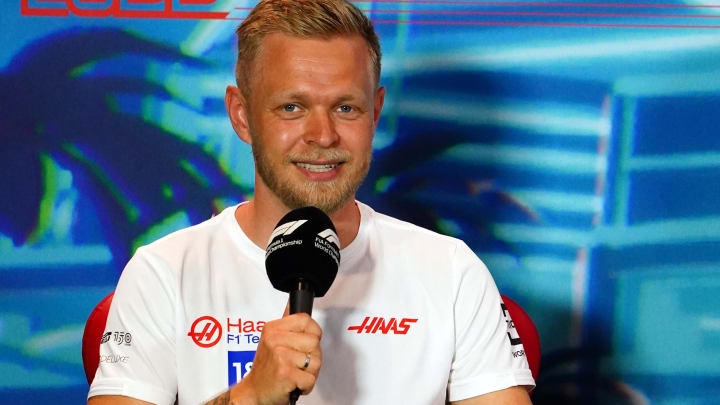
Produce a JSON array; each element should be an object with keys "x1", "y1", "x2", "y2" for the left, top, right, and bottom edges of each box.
[{"x1": 286, "y1": 149, "x2": 351, "y2": 162}]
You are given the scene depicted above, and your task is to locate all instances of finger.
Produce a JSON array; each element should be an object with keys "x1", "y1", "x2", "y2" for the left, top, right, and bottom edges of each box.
[
  {"x1": 303, "y1": 316, "x2": 322, "y2": 339},
  {"x1": 273, "y1": 346, "x2": 322, "y2": 377},
  {"x1": 265, "y1": 330, "x2": 320, "y2": 354},
  {"x1": 292, "y1": 351, "x2": 322, "y2": 375},
  {"x1": 310, "y1": 346, "x2": 322, "y2": 365},
  {"x1": 273, "y1": 313, "x2": 323, "y2": 338},
  {"x1": 290, "y1": 367, "x2": 318, "y2": 396},
  {"x1": 282, "y1": 301, "x2": 290, "y2": 317}
]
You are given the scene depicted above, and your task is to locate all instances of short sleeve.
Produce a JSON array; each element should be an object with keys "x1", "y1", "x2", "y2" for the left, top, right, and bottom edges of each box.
[
  {"x1": 446, "y1": 242, "x2": 535, "y2": 402},
  {"x1": 88, "y1": 247, "x2": 178, "y2": 405}
]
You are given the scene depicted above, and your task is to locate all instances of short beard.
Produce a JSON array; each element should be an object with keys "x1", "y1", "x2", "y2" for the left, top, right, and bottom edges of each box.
[{"x1": 251, "y1": 133, "x2": 370, "y2": 215}]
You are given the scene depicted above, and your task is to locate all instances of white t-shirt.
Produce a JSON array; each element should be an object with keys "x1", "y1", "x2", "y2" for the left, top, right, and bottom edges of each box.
[{"x1": 88, "y1": 202, "x2": 534, "y2": 405}]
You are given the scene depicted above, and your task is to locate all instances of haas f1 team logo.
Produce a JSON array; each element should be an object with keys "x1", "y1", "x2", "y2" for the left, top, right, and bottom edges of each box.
[
  {"x1": 188, "y1": 316, "x2": 222, "y2": 348},
  {"x1": 347, "y1": 317, "x2": 418, "y2": 335}
]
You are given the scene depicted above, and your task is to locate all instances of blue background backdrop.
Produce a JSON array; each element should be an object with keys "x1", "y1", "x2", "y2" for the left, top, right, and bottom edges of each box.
[{"x1": 2, "y1": 0, "x2": 720, "y2": 403}]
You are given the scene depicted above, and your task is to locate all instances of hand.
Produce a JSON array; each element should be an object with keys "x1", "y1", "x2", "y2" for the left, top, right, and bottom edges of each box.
[{"x1": 234, "y1": 310, "x2": 323, "y2": 405}]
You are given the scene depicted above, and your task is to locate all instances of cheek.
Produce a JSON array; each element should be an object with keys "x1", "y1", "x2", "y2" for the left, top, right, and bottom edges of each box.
[
  {"x1": 258, "y1": 119, "x2": 300, "y2": 151},
  {"x1": 338, "y1": 121, "x2": 374, "y2": 150}
]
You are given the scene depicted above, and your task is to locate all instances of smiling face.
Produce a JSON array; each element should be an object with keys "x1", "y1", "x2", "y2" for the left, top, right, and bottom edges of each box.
[{"x1": 239, "y1": 33, "x2": 384, "y2": 214}]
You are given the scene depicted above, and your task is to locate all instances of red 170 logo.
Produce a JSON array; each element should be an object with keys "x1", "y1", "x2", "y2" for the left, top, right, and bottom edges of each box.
[{"x1": 188, "y1": 316, "x2": 222, "y2": 348}]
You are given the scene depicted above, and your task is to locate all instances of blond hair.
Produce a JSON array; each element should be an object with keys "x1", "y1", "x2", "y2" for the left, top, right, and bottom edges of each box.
[{"x1": 234, "y1": 0, "x2": 381, "y2": 97}]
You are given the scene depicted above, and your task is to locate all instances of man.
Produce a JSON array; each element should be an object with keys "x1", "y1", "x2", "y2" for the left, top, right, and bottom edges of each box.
[{"x1": 87, "y1": 1, "x2": 535, "y2": 404}]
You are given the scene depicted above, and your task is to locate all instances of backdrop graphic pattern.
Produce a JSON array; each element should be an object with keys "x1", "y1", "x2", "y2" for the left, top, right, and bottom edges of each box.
[{"x1": 2, "y1": 1, "x2": 720, "y2": 404}]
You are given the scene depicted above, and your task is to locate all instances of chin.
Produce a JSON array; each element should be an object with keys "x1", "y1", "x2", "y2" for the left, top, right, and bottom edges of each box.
[{"x1": 285, "y1": 182, "x2": 355, "y2": 214}]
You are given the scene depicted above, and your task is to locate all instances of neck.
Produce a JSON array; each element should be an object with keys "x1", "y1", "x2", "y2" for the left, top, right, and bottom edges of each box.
[{"x1": 235, "y1": 186, "x2": 361, "y2": 251}]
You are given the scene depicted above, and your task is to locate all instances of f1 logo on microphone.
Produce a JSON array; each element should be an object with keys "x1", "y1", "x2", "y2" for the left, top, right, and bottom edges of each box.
[
  {"x1": 317, "y1": 229, "x2": 340, "y2": 248},
  {"x1": 188, "y1": 316, "x2": 222, "y2": 348},
  {"x1": 268, "y1": 220, "x2": 308, "y2": 241}
]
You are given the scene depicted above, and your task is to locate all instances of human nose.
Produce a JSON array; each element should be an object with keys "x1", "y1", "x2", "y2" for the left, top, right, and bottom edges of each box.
[{"x1": 303, "y1": 109, "x2": 339, "y2": 148}]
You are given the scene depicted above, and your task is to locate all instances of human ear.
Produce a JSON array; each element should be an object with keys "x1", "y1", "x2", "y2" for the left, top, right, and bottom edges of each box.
[{"x1": 225, "y1": 85, "x2": 252, "y2": 145}]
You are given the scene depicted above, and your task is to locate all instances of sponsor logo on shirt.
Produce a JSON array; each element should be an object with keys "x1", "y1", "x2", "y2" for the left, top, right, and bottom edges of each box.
[
  {"x1": 226, "y1": 318, "x2": 265, "y2": 345},
  {"x1": 188, "y1": 316, "x2": 222, "y2": 348},
  {"x1": 500, "y1": 303, "x2": 523, "y2": 346},
  {"x1": 347, "y1": 317, "x2": 418, "y2": 334},
  {"x1": 227, "y1": 351, "x2": 256, "y2": 386},
  {"x1": 500, "y1": 302, "x2": 526, "y2": 359},
  {"x1": 100, "y1": 354, "x2": 129, "y2": 364},
  {"x1": 100, "y1": 331, "x2": 132, "y2": 346},
  {"x1": 188, "y1": 316, "x2": 267, "y2": 348}
]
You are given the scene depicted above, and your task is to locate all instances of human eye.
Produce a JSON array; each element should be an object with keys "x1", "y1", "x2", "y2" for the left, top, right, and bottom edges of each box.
[
  {"x1": 337, "y1": 104, "x2": 363, "y2": 119},
  {"x1": 277, "y1": 103, "x2": 304, "y2": 118},
  {"x1": 283, "y1": 104, "x2": 299, "y2": 113}
]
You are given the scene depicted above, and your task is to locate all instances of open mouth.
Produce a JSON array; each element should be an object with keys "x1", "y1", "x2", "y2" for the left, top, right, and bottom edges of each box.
[{"x1": 295, "y1": 162, "x2": 342, "y2": 173}]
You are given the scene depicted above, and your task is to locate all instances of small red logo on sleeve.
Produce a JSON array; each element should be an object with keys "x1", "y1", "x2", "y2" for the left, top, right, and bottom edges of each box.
[{"x1": 347, "y1": 317, "x2": 418, "y2": 334}]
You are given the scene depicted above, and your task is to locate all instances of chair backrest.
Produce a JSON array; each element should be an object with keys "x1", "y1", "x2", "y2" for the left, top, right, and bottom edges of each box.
[
  {"x1": 501, "y1": 294, "x2": 541, "y2": 384},
  {"x1": 82, "y1": 292, "x2": 541, "y2": 387},
  {"x1": 82, "y1": 291, "x2": 114, "y2": 385}
]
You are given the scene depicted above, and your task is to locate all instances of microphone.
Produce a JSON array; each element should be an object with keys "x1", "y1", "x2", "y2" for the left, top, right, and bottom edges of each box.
[{"x1": 265, "y1": 206, "x2": 340, "y2": 404}]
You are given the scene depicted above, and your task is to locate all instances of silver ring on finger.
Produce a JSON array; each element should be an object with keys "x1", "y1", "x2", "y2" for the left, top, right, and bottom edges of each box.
[{"x1": 302, "y1": 353, "x2": 311, "y2": 370}]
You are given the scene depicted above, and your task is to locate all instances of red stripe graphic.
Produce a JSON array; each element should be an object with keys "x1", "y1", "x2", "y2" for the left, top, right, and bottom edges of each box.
[
  {"x1": 372, "y1": 19, "x2": 720, "y2": 27},
  {"x1": 235, "y1": 7, "x2": 720, "y2": 19},
  {"x1": 351, "y1": 0, "x2": 720, "y2": 8},
  {"x1": 21, "y1": 0, "x2": 720, "y2": 27}
]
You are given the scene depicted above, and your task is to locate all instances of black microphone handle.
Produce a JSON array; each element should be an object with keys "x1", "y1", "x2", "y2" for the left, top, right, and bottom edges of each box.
[
  {"x1": 289, "y1": 279, "x2": 314, "y2": 315},
  {"x1": 289, "y1": 279, "x2": 314, "y2": 405}
]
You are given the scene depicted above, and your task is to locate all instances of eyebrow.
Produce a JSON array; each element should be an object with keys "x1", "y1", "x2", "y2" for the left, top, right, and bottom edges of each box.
[
  {"x1": 335, "y1": 94, "x2": 362, "y2": 103},
  {"x1": 274, "y1": 91, "x2": 366, "y2": 104},
  {"x1": 280, "y1": 92, "x2": 308, "y2": 101}
]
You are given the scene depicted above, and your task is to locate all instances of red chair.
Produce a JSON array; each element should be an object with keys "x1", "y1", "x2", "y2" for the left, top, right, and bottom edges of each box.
[
  {"x1": 82, "y1": 291, "x2": 115, "y2": 384},
  {"x1": 82, "y1": 292, "x2": 540, "y2": 386}
]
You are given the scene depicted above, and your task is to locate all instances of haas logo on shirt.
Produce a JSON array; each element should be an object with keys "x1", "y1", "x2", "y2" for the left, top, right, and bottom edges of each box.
[
  {"x1": 347, "y1": 317, "x2": 418, "y2": 334},
  {"x1": 189, "y1": 316, "x2": 268, "y2": 348},
  {"x1": 188, "y1": 316, "x2": 222, "y2": 348}
]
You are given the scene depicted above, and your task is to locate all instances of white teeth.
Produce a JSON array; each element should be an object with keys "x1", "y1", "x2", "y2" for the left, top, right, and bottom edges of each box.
[{"x1": 296, "y1": 163, "x2": 338, "y2": 172}]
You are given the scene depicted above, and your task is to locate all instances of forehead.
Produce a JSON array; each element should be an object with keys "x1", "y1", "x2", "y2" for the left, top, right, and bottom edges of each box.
[{"x1": 250, "y1": 33, "x2": 374, "y2": 98}]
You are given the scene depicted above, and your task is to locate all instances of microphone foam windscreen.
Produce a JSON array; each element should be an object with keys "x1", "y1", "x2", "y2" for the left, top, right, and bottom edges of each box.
[{"x1": 265, "y1": 206, "x2": 340, "y2": 297}]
